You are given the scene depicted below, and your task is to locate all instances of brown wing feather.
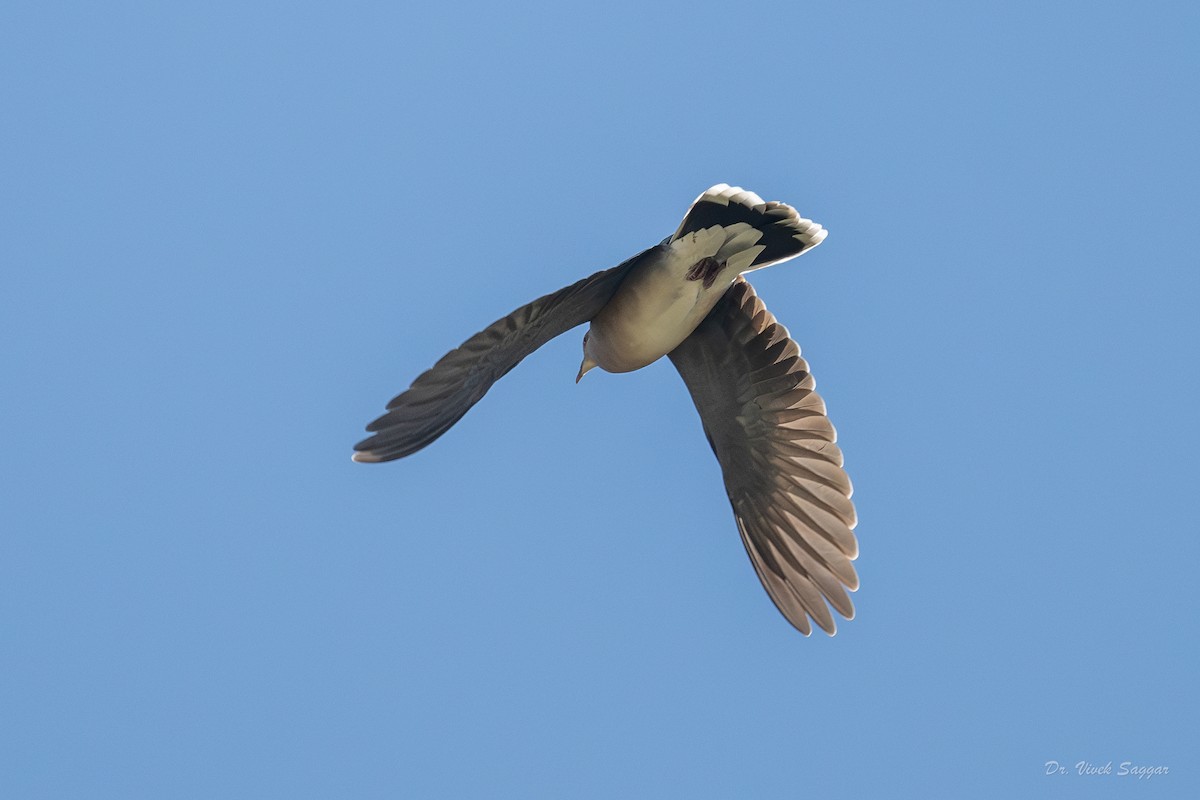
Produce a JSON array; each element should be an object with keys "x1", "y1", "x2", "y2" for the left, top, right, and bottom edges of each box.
[
  {"x1": 354, "y1": 251, "x2": 650, "y2": 462},
  {"x1": 669, "y1": 278, "x2": 858, "y2": 635}
]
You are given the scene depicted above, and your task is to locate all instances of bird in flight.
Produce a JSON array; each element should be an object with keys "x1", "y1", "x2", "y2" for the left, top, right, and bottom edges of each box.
[{"x1": 354, "y1": 184, "x2": 858, "y2": 635}]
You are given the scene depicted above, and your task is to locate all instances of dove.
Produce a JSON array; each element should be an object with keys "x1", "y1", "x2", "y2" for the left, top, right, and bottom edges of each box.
[{"x1": 354, "y1": 184, "x2": 858, "y2": 635}]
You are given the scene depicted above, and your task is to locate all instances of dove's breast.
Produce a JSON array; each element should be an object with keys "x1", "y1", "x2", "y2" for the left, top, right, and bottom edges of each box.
[{"x1": 587, "y1": 227, "x2": 749, "y2": 373}]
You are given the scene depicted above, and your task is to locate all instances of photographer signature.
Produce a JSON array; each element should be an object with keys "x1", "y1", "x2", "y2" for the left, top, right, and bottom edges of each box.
[{"x1": 1044, "y1": 760, "x2": 1168, "y2": 780}]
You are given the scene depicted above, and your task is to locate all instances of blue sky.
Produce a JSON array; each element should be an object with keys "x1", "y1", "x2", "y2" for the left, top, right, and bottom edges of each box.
[{"x1": 2, "y1": 1, "x2": 1197, "y2": 797}]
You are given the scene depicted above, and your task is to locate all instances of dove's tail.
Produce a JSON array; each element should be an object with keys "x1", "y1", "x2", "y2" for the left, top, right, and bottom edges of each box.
[{"x1": 671, "y1": 184, "x2": 827, "y2": 271}]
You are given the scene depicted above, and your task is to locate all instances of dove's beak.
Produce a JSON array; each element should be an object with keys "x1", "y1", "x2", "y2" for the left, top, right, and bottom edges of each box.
[{"x1": 576, "y1": 356, "x2": 598, "y2": 384}]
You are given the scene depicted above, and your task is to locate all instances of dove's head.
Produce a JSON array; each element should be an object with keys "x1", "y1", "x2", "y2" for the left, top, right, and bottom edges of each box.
[{"x1": 576, "y1": 330, "x2": 599, "y2": 383}]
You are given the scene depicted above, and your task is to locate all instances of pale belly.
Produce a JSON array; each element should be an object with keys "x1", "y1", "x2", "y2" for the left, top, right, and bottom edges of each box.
[{"x1": 589, "y1": 231, "x2": 744, "y2": 372}]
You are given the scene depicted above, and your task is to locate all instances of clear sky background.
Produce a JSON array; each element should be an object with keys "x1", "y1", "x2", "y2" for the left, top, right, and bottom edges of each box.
[{"x1": 2, "y1": 1, "x2": 1197, "y2": 797}]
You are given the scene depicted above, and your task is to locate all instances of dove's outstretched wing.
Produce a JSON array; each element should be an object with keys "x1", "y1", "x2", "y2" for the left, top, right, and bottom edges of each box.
[
  {"x1": 354, "y1": 249, "x2": 652, "y2": 462},
  {"x1": 669, "y1": 278, "x2": 858, "y2": 635}
]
